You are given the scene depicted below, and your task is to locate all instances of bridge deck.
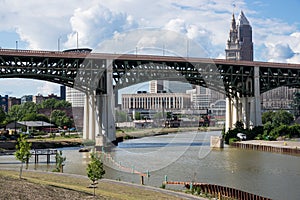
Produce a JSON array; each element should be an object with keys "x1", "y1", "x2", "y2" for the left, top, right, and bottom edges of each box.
[{"x1": 0, "y1": 48, "x2": 299, "y2": 69}]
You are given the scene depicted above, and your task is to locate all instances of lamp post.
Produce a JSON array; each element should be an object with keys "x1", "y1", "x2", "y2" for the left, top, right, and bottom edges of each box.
[{"x1": 57, "y1": 36, "x2": 61, "y2": 51}]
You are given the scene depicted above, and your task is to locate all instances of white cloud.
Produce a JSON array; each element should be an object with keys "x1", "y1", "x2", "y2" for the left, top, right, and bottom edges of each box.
[
  {"x1": 36, "y1": 82, "x2": 60, "y2": 96},
  {"x1": 0, "y1": 0, "x2": 299, "y2": 98},
  {"x1": 265, "y1": 43, "x2": 294, "y2": 62},
  {"x1": 64, "y1": 3, "x2": 137, "y2": 49}
]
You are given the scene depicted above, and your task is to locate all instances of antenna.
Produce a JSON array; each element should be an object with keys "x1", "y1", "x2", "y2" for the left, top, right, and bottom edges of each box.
[
  {"x1": 232, "y1": 1, "x2": 236, "y2": 14},
  {"x1": 76, "y1": 32, "x2": 79, "y2": 49}
]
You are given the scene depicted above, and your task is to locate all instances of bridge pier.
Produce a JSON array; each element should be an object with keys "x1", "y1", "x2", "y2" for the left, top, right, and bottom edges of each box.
[
  {"x1": 82, "y1": 60, "x2": 116, "y2": 145},
  {"x1": 226, "y1": 67, "x2": 262, "y2": 131}
]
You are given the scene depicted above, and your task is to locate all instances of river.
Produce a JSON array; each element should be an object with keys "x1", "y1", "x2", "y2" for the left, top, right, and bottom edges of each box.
[{"x1": 0, "y1": 131, "x2": 299, "y2": 200}]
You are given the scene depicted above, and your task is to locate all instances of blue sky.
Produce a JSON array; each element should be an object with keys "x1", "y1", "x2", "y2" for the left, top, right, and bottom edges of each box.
[{"x1": 0, "y1": 0, "x2": 299, "y2": 98}]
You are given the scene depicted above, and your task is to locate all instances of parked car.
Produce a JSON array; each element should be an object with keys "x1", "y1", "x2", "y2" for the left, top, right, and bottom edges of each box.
[{"x1": 237, "y1": 133, "x2": 247, "y2": 141}]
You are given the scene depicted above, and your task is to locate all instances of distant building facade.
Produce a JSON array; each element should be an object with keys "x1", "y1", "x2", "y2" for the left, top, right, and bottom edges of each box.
[
  {"x1": 65, "y1": 87, "x2": 85, "y2": 130},
  {"x1": 60, "y1": 85, "x2": 66, "y2": 100},
  {"x1": 21, "y1": 95, "x2": 33, "y2": 104},
  {"x1": 8, "y1": 97, "x2": 21, "y2": 111},
  {"x1": 122, "y1": 92, "x2": 191, "y2": 111},
  {"x1": 0, "y1": 95, "x2": 8, "y2": 112}
]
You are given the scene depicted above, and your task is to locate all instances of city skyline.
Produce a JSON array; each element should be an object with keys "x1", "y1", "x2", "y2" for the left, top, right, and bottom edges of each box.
[{"x1": 0, "y1": 0, "x2": 299, "y2": 97}]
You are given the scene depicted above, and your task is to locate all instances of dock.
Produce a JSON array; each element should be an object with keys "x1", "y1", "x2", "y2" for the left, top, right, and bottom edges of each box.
[
  {"x1": 232, "y1": 140, "x2": 300, "y2": 155},
  {"x1": 30, "y1": 149, "x2": 58, "y2": 164}
]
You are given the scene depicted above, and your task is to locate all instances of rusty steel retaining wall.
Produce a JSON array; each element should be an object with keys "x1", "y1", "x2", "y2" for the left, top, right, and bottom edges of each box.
[
  {"x1": 164, "y1": 181, "x2": 272, "y2": 200},
  {"x1": 232, "y1": 142, "x2": 300, "y2": 155}
]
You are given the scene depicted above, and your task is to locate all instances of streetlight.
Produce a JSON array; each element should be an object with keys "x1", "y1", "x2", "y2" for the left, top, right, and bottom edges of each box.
[{"x1": 57, "y1": 36, "x2": 61, "y2": 51}]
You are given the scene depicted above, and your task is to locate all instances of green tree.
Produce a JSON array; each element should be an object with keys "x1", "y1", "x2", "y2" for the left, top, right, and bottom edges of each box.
[
  {"x1": 36, "y1": 114, "x2": 50, "y2": 122},
  {"x1": 115, "y1": 111, "x2": 129, "y2": 122},
  {"x1": 15, "y1": 134, "x2": 32, "y2": 179},
  {"x1": 262, "y1": 110, "x2": 294, "y2": 127},
  {"x1": 39, "y1": 98, "x2": 57, "y2": 109},
  {"x1": 0, "y1": 107, "x2": 6, "y2": 125},
  {"x1": 86, "y1": 152, "x2": 105, "y2": 196},
  {"x1": 262, "y1": 111, "x2": 274, "y2": 124},
  {"x1": 53, "y1": 150, "x2": 66, "y2": 173},
  {"x1": 292, "y1": 92, "x2": 300, "y2": 118},
  {"x1": 50, "y1": 110, "x2": 73, "y2": 128},
  {"x1": 273, "y1": 110, "x2": 294, "y2": 127},
  {"x1": 54, "y1": 100, "x2": 71, "y2": 108},
  {"x1": 7, "y1": 105, "x2": 23, "y2": 122},
  {"x1": 22, "y1": 113, "x2": 38, "y2": 121},
  {"x1": 22, "y1": 102, "x2": 37, "y2": 114},
  {"x1": 39, "y1": 99, "x2": 71, "y2": 109},
  {"x1": 134, "y1": 112, "x2": 141, "y2": 120}
]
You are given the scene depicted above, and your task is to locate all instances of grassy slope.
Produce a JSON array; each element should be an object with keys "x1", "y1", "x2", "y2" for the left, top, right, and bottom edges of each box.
[{"x1": 0, "y1": 169, "x2": 187, "y2": 200}]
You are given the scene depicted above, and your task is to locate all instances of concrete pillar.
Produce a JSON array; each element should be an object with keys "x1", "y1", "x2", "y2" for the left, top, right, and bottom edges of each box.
[
  {"x1": 251, "y1": 66, "x2": 262, "y2": 127},
  {"x1": 232, "y1": 97, "x2": 238, "y2": 128},
  {"x1": 225, "y1": 97, "x2": 232, "y2": 131},
  {"x1": 95, "y1": 94, "x2": 102, "y2": 138},
  {"x1": 83, "y1": 94, "x2": 89, "y2": 140},
  {"x1": 88, "y1": 94, "x2": 95, "y2": 140},
  {"x1": 100, "y1": 60, "x2": 116, "y2": 143},
  {"x1": 240, "y1": 97, "x2": 250, "y2": 129}
]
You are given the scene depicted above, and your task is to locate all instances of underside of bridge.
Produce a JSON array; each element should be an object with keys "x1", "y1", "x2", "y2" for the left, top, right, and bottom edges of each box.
[{"x1": 0, "y1": 49, "x2": 300, "y2": 144}]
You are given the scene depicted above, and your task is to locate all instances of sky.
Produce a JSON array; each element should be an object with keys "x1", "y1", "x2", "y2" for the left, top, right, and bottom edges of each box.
[{"x1": 0, "y1": 0, "x2": 299, "y2": 98}]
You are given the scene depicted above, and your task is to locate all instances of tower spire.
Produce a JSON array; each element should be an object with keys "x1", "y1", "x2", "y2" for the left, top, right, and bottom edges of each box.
[{"x1": 225, "y1": 10, "x2": 253, "y2": 61}]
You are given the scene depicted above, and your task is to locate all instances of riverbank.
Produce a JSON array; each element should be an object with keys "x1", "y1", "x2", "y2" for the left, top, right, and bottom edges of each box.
[
  {"x1": 0, "y1": 169, "x2": 206, "y2": 200},
  {"x1": 0, "y1": 138, "x2": 83, "y2": 152},
  {"x1": 116, "y1": 126, "x2": 222, "y2": 142},
  {"x1": 232, "y1": 140, "x2": 300, "y2": 155},
  {"x1": 0, "y1": 127, "x2": 222, "y2": 153}
]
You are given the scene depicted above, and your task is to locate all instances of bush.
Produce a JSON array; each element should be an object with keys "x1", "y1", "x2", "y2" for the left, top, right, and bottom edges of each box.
[
  {"x1": 269, "y1": 124, "x2": 289, "y2": 139},
  {"x1": 246, "y1": 126, "x2": 263, "y2": 140},
  {"x1": 229, "y1": 138, "x2": 238, "y2": 145},
  {"x1": 288, "y1": 124, "x2": 300, "y2": 138}
]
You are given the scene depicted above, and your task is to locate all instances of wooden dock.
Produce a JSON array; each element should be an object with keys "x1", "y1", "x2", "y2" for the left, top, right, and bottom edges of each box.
[
  {"x1": 164, "y1": 181, "x2": 272, "y2": 200},
  {"x1": 30, "y1": 149, "x2": 58, "y2": 164}
]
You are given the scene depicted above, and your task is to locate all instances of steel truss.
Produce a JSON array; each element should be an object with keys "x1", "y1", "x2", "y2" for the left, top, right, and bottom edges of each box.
[{"x1": 0, "y1": 49, "x2": 299, "y2": 97}]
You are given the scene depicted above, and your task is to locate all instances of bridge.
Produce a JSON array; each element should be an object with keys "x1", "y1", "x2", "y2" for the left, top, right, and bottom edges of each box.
[{"x1": 1, "y1": 49, "x2": 300, "y2": 144}]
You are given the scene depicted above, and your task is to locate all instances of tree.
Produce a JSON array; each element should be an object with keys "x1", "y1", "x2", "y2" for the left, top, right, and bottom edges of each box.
[
  {"x1": 15, "y1": 134, "x2": 32, "y2": 179},
  {"x1": 115, "y1": 111, "x2": 129, "y2": 122},
  {"x1": 54, "y1": 100, "x2": 71, "y2": 108},
  {"x1": 262, "y1": 111, "x2": 274, "y2": 124},
  {"x1": 53, "y1": 150, "x2": 66, "y2": 173},
  {"x1": 272, "y1": 110, "x2": 294, "y2": 127},
  {"x1": 7, "y1": 105, "x2": 23, "y2": 122},
  {"x1": 39, "y1": 98, "x2": 57, "y2": 109},
  {"x1": 0, "y1": 107, "x2": 6, "y2": 125},
  {"x1": 86, "y1": 152, "x2": 105, "y2": 196},
  {"x1": 50, "y1": 110, "x2": 73, "y2": 128},
  {"x1": 39, "y1": 99, "x2": 72, "y2": 109},
  {"x1": 292, "y1": 92, "x2": 300, "y2": 118},
  {"x1": 262, "y1": 110, "x2": 294, "y2": 127}
]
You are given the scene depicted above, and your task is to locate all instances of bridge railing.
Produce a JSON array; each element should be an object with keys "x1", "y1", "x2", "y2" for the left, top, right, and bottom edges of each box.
[{"x1": 0, "y1": 48, "x2": 90, "y2": 56}]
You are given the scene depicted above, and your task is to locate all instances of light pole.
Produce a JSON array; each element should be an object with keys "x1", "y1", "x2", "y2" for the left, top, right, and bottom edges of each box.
[{"x1": 57, "y1": 36, "x2": 61, "y2": 51}]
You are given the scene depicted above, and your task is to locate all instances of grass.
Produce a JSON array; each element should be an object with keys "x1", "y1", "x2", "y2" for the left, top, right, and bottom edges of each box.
[{"x1": 0, "y1": 169, "x2": 187, "y2": 200}]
